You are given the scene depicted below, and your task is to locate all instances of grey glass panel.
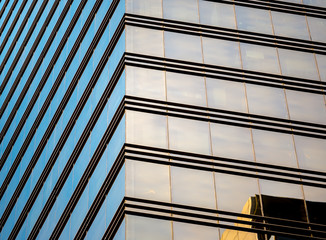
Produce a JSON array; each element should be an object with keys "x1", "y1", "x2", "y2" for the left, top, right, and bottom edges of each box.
[
  {"x1": 246, "y1": 84, "x2": 288, "y2": 119},
  {"x1": 278, "y1": 0, "x2": 302, "y2": 3},
  {"x1": 286, "y1": 90, "x2": 326, "y2": 124},
  {"x1": 164, "y1": 31, "x2": 202, "y2": 63},
  {"x1": 241, "y1": 43, "x2": 280, "y2": 74},
  {"x1": 303, "y1": 0, "x2": 326, "y2": 7},
  {"x1": 126, "y1": 66, "x2": 166, "y2": 100},
  {"x1": 126, "y1": 0, "x2": 162, "y2": 18},
  {"x1": 173, "y1": 222, "x2": 219, "y2": 240},
  {"x1": 206, "y1": 79, "x2": 247, "y2": 113},
  {"x1": 126, "y1": 26, "x2": 164, "y2": 57},
  {"x1": 126, "y1": 215, "x2": 172, "y2": 240},
  {"x1": 199, "y1": 1, "x2": 236, "y2": 29},
  {"x1": 278, "y1": 48, "x2": 319, "y2": 80},
  {"x1": 271, "y1": 11, "x2": 310, "y2": 40},
  {"x1": 215, "y1": 173, "x2": 259, "y2": 215},
  {"x1": 294, "y1": 135, "x2": 326, "y2": 172},
  {"x1": 126, "y1": 161, "x2": 170, "y2": 202},
  {"x1": 210, "y1": 123, "x2": 254, "y2": 161},
  {"x1": 303, "y1": 185, "x2": 326, "y2": 202},
  {"x1": 163, "y1": 0, "x2": 199, "y2": 23},
  {"x1": 235, "y1": 6, "x2": 273, "y2": 35},
  {"x1": 316, "y1": 54, "x2": 326, "y2": 82},
  {"x1": 252, "y1": 129, "x2": 298, "y2": 168},
  {"x1": 307, "y1": 17, "x2": 326, "y2": 42},
  {"x1": 126, "y1": 111, "x2": 168, "y2": 148},
  {"x1": 203, "y1": 37, "x2": 241, "y2": 69},
  {"x1": 168, "y1": 117, "x2": 211, "y2": 155},
  {"x1": 166, "y1": 72, "x2": 206, "y2": 107},
  {"x1": 171, "y1": 166, "x2": 216, "y2": 209}
]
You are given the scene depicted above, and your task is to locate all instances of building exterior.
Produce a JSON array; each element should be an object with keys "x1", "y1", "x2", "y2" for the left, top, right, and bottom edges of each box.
[{"x1": 0, "y1": 0, "x2": 326, "y2": 239}]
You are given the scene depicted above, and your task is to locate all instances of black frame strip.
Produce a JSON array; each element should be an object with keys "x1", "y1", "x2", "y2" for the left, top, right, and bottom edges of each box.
[
  {"x1": 210, "y1": 0, "x2": 326, "y2": 18},
  {"x1": 124, "y1": 148, "x2": 326, "y2": 188},
  {"x1": 0, "y1": 0, "x2": 91, "y2": 229},
  {"x1": 27, "y1": 4, "x2": 122, "y2": 238},
  {"x1": 0, "y1": 0, "x2": 28, "y2": 58},
  {"x1": 124, "y1": 95, "x2": 326, "y2": 139},
  {"x1": 0, "y1": 0, "x2": 75, "y2": 198},
  {"x1": 0, "y1": 0, "x2": 18, "y2": 40},
  {"x1": 0, "y1": 0, "x2": 49, "y2": 94},
  {"x1": 125, "y1": 53, "x2": 326, "y2": 95},
  {"x1": 124, "y1": 144, "x2": 326, "y2": 182},
  {"x1": 125, "y1": 13, "x2": 326, "y2": 55},
  {"x1": 6, "y1": 1, "x2": 121, "y2": 238},
  {"x1": 0, "y1": 0, "x2": 10, "y2": 19},
  {"x1": 0, "y1": 0, "x2": 56, "y2": 119}
]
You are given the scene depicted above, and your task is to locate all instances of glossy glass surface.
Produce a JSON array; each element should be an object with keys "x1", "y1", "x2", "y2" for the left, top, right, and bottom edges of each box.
[
  {"x1": 163, "y1": 0, "x2": 199, "y2": 23},
  {"x1": 171, "y1": 166, "x2": 216, "y2": 209},
  {"x1": 203, "y1": 37, "x2": 241, "y2": 69},
  {"x1": 252, "y1": 130, "x2": 298, "y2": 168},
  {"x1": 168, "y1": 116, "x2": 210, "y2": 155},
  {"x1": 126, "y1": 215, "x2": 172, "y2": 240},
  {"x1": 126, "y1": 161, "x2": 171, "y2": 202},
  {"x1": 166, "y1": 72, "x2": 206, "y2": 107},
  {"x1": 235, "y1": 5, "x2": 273, "y2": 35},
  {"x1": 246, "y1": 84, "x2": 288, "y2": 119},
  {"x1": 206, "y1": 78, "x2": 247, "y2": 113},
  {"x1": 173, "y1": 222, "x2": 219, "y2": 240},
  {"x1": 199, "y1": 1, "x2": 236, "y2": 29},
  {"x1": 126, "y1": 66, "x2": 166, "y2": 100},
  {"x1": 241, "y1": 43, "x2": 280, "y2": 74},
  {"x1": 210, "y1": 123, "x2": 254, "y2": 161},
  {"x1": 164, "y1": 31, "x2": 202, "y2": 62},
  {"x1": 126, "y1": 111, "x2": 168, "y2": 149},
  {"x1": 286, "y1": 90, "x2": 326, "y2": 124},
  {"x1": 272, "y1": 11, "x2": 310, "y2": 40},
  {"x1": 278, "y1": 48, "x2": 319, "y2": 80},
  {"x1": 126, "y1": 26, "x2": 164, "y2": 57},
  {"x1": 126, "y1": 0, "x2": 162, "y2": 18}
]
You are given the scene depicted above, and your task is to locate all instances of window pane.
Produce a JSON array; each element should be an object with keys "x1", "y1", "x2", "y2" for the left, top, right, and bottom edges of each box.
[
  {"x1": 278, "y1": 48, "x2": 319, "y2": 80},
  {"x1": 126, "y1": 26, "x2": 164, "y2": 57},
  {"x1": 235, "y1": 6, "x2": 273, "y2": 35},
  {"x1": 126, "y1": 0, "x2": 162, "y2": 18},
  {"x1": 171, "y1": 166, "x2": 216, "y2": 209},
  {"x1": 126, "y1": 215, "x2": 172, "y2": 240},
  {"x1": 126, "y1": 161, "x2": 170, "y2": 202},
  {"x1": 272, "y1": 11, "x2": 310, "y2": 40},
  {"x1": 316, "y1": 54, "x2": 326, "y2": 82},
  {"x1": 126, "y1": 66, "x2": 166, "y2": 100},
  {"x1": 252, "y1": 129, "x2": 297, "y2": 168},
  {"x1": 241, "y1": 43, "x2": 280, "y2": 74},
  {"x1": 203, "y1": 37, "x2": 241, "y2": 69},
  {"x1": 163, "y1": 0, "x2": 199, "y2": 23},
  {"x1": 246, "y1": 84, "x2": 288, "y2": 119},
  {"x1": 286, "y1": 90, "x2": 326, "y2": 124},
  {"x1": 303, "y1": 0, "x2": 326, "y2": 7},
  {"x1": 294, "y1": 135, "x2": 326, "y2": 172},
  {"x1": 168, "y1": 117, "x2": 211, "y2": 155},
  {"x1": 215, "y1": 172, "x2": 259, "y2": 215},
  {"x1": 199, "y1": 1, "x2": 236, "y2": 29},
  {"x1": 164, "y1": 31, "x2": 202, "y2": 62},
  {"x1": 166, "y1": 72, "x2": 206, "y2": 107},
  {"x1": 126, "y1": 111, "x2": 168, "y2": 148},
  {"x1": 173, "y1": 222, "x2": 219, "y2": 240},
  {"x1": 211, "y1": 123, "x2": 254, "y2": 161},
  {"x1": 307, "y1": 17, "x2": 326, "y2": 43},
  {"x1": 206, "y1": 78, "x2": 247, "y2": 113},
  {"x1": 259, "y1": 180, "x2": 306, "y2": 221}
]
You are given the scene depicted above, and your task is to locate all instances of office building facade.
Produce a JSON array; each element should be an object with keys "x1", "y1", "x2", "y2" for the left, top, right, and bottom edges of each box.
[{"x1": 0, "y1": 0, "x2": 326, "y2": 239}]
